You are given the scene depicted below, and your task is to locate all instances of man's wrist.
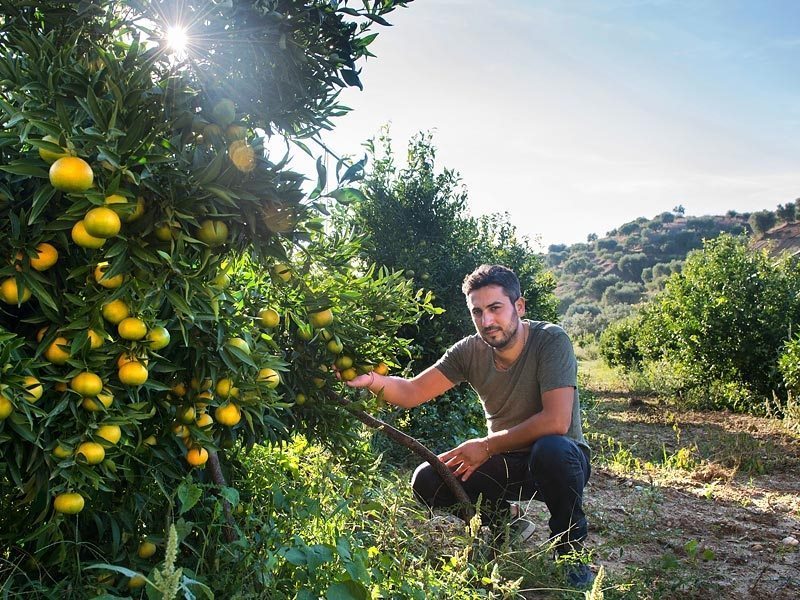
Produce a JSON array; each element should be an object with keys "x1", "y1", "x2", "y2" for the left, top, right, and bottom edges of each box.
[{"x1": 483, "y1": 437, "x2": 492, "y2": 458}]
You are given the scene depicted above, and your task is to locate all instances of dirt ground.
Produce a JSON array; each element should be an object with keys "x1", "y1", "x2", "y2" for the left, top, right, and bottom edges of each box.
[{"x1": 520, "y1": 396, "x2": 800, "y2": 599}]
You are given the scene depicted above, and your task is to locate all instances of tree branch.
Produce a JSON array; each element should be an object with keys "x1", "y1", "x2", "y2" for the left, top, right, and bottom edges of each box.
[
  {"x1": 206, "y1": 450, "x2": 237, "y2": 543},
  {"x1": 325, "y1": 389, "x2": 475, "y2": 518}
]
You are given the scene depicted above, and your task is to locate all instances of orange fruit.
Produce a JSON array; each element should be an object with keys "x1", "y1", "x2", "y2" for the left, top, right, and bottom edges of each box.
[
  {"x1": 195, "y1": 412, "x2": 213, "y2": 428},
  {"x1": 82, "y1": 390, "x2": 113, "y2": 412},
  {"x1": 117, "y1": 352, "x2": 147, "y2": 368},
  {"x1": 334, "y1": 355, "x2": 354, "y2": 370},
  {"x1": 326, "y1": 339, "x2": 343, "y2": 355},
  {"x1": 71, "y1": 220, "x2": 105, "y2": 249},
  {"x1": 30, "y1": 242, "x2": 59, "y2": 271},
  {"x1": 226, "y1": 337, "x2": 250, "y2": 356},
  {"x1": 49, "y1": 156, "x2": 93, "y2": 192},
  {"x1": 374, "y1": 362, "x2": 389, "y2": 376},
  {"x1": 94, "y1": 262, "x2": 124, "y2": 289},
  {"x1": 53, "y1": 492, "x2": 85, "y2": 514},
  {"x1": 257, "y1": 368, "x2": 280, "y2": 389},
  {"x1": 272, "y1": 263, "x2": 291, "y2": 282},
  {"x1": 83, "y1": 206, "x2": 120, "y2": 238},
  {"x1": 258, "y1": 308, "x2": 280, "y2": 328},
  {"x1": 0, "y1": 394, "x2": 13, "y2": 419},
  {"x1": 295, "y1": 393, "x2": 307, "y2": 406},
  {"x1": 212, "y1": 98, "x2": 236, "y2": 126},
  {"x1": 145, "y1": 326, "x2": 170, "y2": 350},
  {"x1": 76, "y1": 441, "x2": 105, "y2": 465},
  {"x1": 340, "y1": 368, "x2": 357, "y2": 382},
  {"x1": 171, "y1": 381, "x2": 187, "y2": 397},
  {"x1": 214, "y1": 403, "x2": 241, "y2": 427},
  {"x1": 105, "y1": 194, "x2": 144, "y2": 223},
  {"x1": 38, "y1": 135, "x2": 72, "y2": 164},
  {"x1": 70, "y1": 372, "x2": 103, "y2": 396},
  {"x1": 96, "y1": 424, "x2": 121, "y2": 445},
  {"x1": 186, "y1": 446, "x2": 209, "y2": 467},
  {"x1": 118, "y1": 361, "x2": 148, "y2": 386},
  {"x1": 87, "y1": 329, "x2": 104, "y2": 349},
  {"x1": 137, "y1": 540, "x2": 157, "y2": 559},
  {"x1": 22, "y1": 376, "x2": 43, "y2": 403},
  {"x1": 102, "y1": 299, "x2": 130, "y2": 324},
  {"x1": 210, "y1": 273, "x2": 230, "y2": 289},
  {"x1": 215, "y1": 378, "x2": 239, "y2": 398},
  {"x1": 127, "y1": 574, "x2": 147, "y2": 589},
  {"x1": 176, "y1": 405, "x2": 196, "y2": 425},
  {"x1": 308, "y1": 308, "x2": 333, "y2": 329},
  {"x1": 118, "y1": 317, "x2": 147, "y2": 340},
  {"x1": 154, "y1": 223, "x2": 178, "y2": 241},
  {"x1": 44, "y1": 336, "x2": 70, "y2": 364},
  {"x1": 52, "y1": 443, "x2": 72, "y2": 459},
  {"x1": 0, "y1": 278, "x2": 31, "y2": 305},
  {"x1": 196, "y1": 219, "x2": 228, "y2": 246}
]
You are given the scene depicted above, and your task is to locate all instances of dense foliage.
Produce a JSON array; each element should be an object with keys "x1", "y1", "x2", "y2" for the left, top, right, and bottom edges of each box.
[
  {"x1": 0, "y1": 0, "x2": 447, "y2": 595},
  {"x1": 338, "y1": 131, "x2": 557, "y2": 454},
  {"x1": 600, "y1": 235, "x2": 800, "y2": 414}
]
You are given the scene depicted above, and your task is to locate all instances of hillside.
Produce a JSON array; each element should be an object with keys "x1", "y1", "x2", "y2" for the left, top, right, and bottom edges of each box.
[{"x1": 548, "y1": 210, "x2": 751, "y2": 338}]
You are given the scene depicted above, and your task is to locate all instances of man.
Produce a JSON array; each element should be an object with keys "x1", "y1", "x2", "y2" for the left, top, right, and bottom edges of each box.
[{"x1": 347, "y1": 264, "x2": 592, "y2": 587}]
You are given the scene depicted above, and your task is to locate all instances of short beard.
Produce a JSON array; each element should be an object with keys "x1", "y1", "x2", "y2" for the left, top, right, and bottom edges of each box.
[{"x1": 480, "y1": 317, "x2": 520, "y2": 349}]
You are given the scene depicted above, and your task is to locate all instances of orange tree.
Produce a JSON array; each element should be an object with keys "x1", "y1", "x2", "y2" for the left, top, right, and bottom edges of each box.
[{"x1": 0, "y1": 0, "x2": 426, "y2": 594}]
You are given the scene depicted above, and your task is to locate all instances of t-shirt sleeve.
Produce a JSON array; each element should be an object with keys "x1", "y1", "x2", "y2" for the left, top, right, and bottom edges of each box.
[
  {"x1": 538, "y1": 330, "x2": 577, "y2": 393},
  {"x1": 433, "y1": 337, "x2": 471, "y2": 385}
]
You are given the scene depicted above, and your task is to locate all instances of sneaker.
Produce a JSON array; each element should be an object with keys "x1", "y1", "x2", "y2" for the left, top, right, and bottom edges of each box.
[{"x1": 563, "y1": 561, "x2": 595, "y2": 588}]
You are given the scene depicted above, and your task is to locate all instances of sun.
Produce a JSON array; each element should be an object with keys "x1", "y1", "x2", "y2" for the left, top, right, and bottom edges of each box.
[{"x1": 166, "y1": 25, "x2": 188, "y2": 56}]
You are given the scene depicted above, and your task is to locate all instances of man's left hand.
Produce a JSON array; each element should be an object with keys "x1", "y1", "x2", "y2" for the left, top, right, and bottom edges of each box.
[{"x1": 438, "y1": 438, "x2": 491, "y2": 482}]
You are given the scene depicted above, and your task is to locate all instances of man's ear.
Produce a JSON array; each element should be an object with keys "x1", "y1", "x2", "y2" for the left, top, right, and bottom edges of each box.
[{"x1": 516, "y1": 297, "x2": 526, "y2": 318}]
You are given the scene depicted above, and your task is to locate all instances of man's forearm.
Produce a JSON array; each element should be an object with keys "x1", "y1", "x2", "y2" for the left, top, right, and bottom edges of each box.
[
  {"x1": 486, "y1": 411, "x2": 570, "y2": 455},
  {"x1": 365, "y1": 374, "x2": 427, "y2": 409}
]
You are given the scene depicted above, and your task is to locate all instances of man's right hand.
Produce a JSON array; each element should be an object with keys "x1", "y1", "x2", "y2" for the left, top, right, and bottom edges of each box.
[{"x1": 345, "y1": 372, "x2": 374, "y2": 390}]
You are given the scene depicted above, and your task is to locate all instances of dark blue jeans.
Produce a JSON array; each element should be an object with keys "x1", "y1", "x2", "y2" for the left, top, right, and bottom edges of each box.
[{"x1": 411, "y1": 435, "x2": 591, "y2": 547}]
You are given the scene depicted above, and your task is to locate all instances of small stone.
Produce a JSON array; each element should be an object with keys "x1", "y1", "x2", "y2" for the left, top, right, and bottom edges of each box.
[
  {"x1": 781, "y1": 536, "x2": 799, "y2": 546},
  {"x1": 752, "y1": 543, "x2": 763, "y2": 551},
  {"x1": 626, "y1": 480, "x2": 634, "y2": 487}
]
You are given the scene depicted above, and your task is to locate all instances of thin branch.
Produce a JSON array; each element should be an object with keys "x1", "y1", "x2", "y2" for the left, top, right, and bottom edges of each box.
[{"x1": 325, "y1": 389, "x2": 475, "y2": 518}]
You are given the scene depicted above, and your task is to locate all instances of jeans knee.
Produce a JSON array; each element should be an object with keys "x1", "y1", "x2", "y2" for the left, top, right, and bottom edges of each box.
[{"x1": 530, "y1": 435, "x2": 573, "y2": 469}]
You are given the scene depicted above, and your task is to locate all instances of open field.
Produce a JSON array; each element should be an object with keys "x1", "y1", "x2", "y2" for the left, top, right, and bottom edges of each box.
[{"x1": 512, "y1": 360, "x2": 800, "y2": 599}]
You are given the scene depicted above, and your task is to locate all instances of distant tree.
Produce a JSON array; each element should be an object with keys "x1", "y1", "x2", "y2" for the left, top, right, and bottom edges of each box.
[
  {"x1": 776, "y1": 202, "x2": 797, "y2": 223},
  {"x1": 659, "y1": 211, "x2": 675, "y2": 223},
  {"x1": 548, "y1": 251, "x2": 568, "y2": 267},
  {"x1": 726, "y1": 210, "x2": 739, "y2": 218},
  {"x1": 673, "y1": 204, "x2": 686, "y2": 215},
  {"x1": 618, "y1": 221, "x2": 639, "y2": 235},
  {"x1": 563, "y1": 255, "x2": 592, "y2": 274},
  {"x1": 641, "y1": 267, "x2": 653, "y2": 282},
  {"x1": 587, "y1": 232, "x2": 598, "y2": 242},
  {"x1": 602, "y1": 282, "x2": 644, "y2": 305},
  {"x1": 566, "y1": 303, "x2": 602, "y2": 317},
  {"x1": 748, "y1": 210, "x2": 777, "y2": 237},
  {"x1": 596, "y1": 238, "x2": 618, "y2": 251},
  {"x1": 618, "y1": 252, "x2": 649, "y2": 281},
  {"x1": 548, "y1": 243, "x2": 567, "y2": 253},
  {"x1": 586, "y1": 274, "x2": 622, "y2": 300}
]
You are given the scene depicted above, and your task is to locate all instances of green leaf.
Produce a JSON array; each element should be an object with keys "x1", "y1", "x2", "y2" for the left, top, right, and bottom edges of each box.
[
  {"x1": 326, "y1": 187, "x2": 366, "y2": 205},
  {"x1": 28, "y1": 185, "x2": 56, "y2": 225},
  {"x1": 219, "y1": 486, "x2": 239, "y2": 506},
  {"x1": 326, "y1": 581, "x2": 369, "y2": 600},
  {"x1": 0, "y1": 164, "x2": 49, "y2": 177},
  {"x1": 177, "y1": 480, "x2": 202, "y2": 514}
]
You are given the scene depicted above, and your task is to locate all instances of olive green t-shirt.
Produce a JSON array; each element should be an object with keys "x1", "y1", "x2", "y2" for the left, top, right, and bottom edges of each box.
[{"x1": 433, "y1": 320, "x2": 589, "y2": 451}]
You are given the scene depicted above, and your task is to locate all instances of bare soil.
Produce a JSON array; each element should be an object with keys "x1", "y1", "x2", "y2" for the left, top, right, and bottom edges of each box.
[{"x1": 521, "y1": 396, "x2": 800, "y2": 599}]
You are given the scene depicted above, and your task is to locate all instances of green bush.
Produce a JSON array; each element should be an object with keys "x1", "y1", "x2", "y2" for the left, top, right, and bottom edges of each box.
[
  {"x1": 630, "y1": 236, "x2": 800, "y2": 413},
  {"x1": 599, "y1": 314, "x2": 645, "y2": 370}
]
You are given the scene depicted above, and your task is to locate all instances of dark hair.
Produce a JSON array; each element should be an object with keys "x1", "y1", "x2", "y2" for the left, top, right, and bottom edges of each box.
[{"x1": 462, "y1": 264, "x2": 521, "y2": 302}]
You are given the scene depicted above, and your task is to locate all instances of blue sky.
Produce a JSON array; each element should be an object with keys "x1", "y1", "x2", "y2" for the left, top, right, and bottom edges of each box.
[{"x1": 313, "y1": 0, "x2": 800, "y2": 249}]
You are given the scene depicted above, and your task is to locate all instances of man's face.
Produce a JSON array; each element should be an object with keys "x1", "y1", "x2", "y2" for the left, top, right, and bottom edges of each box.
[{"x1": 466, "y1": 284, "x2": 525, "y2": 349}]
